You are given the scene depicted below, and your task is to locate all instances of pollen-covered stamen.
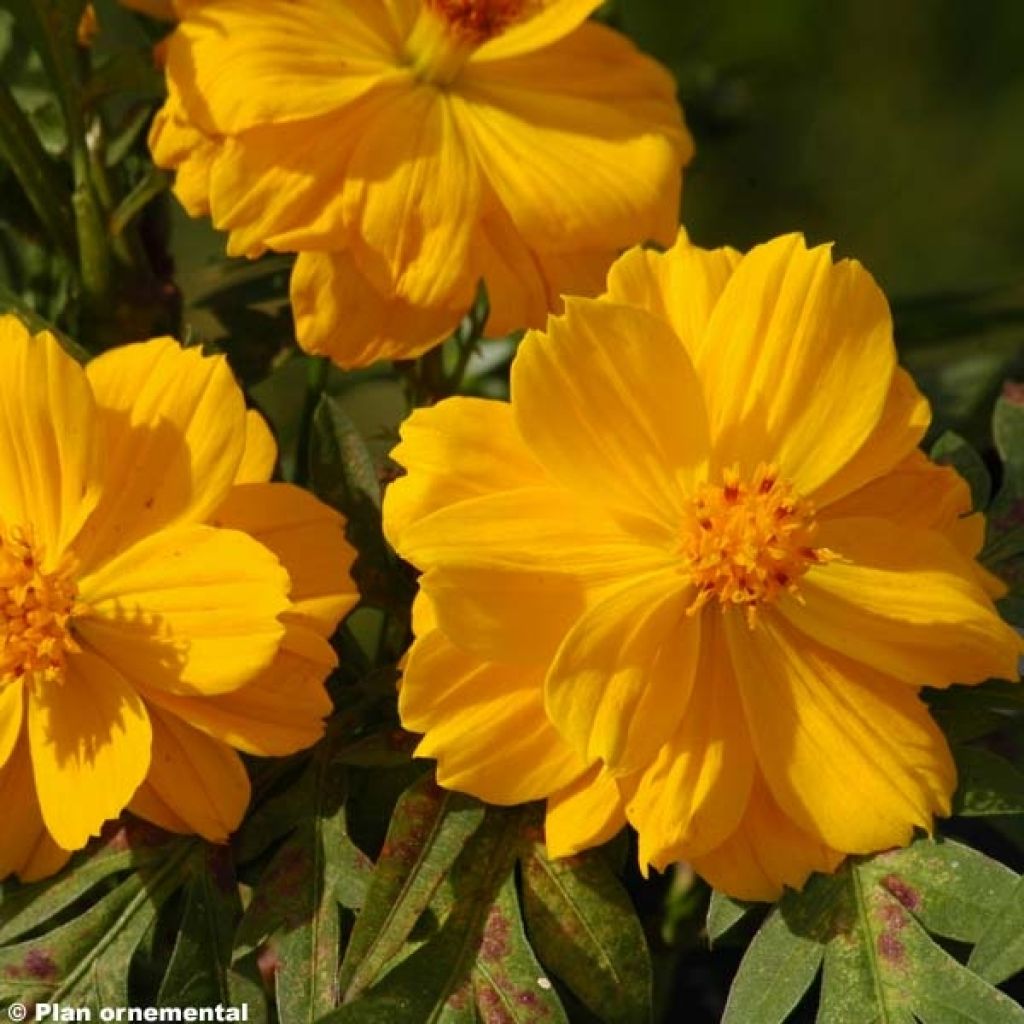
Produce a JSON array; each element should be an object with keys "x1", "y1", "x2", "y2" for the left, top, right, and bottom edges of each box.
[
  {"x1": 0, "y1": 523, "x2": 87, "y2": 688},
  {"x1": 680, "y1": 463, "x2": 834, "y2": 627},
  {"x1": 408, "y1": 0, "x2": 537, "y2": 84}
]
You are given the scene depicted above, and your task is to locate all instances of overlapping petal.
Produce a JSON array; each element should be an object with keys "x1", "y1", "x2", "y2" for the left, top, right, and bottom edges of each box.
[
  {"x1": 545, "y1": 765, "x2": 627, "y2": 859},
  {"x1": 0, "y1": 318, "x2": 102, "y2": 564}
]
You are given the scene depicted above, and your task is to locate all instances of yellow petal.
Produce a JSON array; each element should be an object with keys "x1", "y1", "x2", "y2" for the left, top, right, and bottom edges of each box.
[
  {"x1": 341, "y1": 87, "x2": 481, "y2": 307},
  {"x1": 0, "y1": 681, "x2": 23, "y2": 771},
  {"x1": 545, "y1": 569, "x2": 696, "y2": 774},
  {"x1": 77, "y1": 524, "x2": 289, "y2": 697},
  {"x1": 234, "y1": 409, "x2": 278, "y2": 484},
  {"x1": 206, "y1": 88, "x2": 408, "y2": 257},
  {"x1": 784, "y1": 516, "x2": 1020, "y2": 688},
  {"x1": 698, "y1": 235, "x2": 895, "y2": 496},
  {"x1": 211, "y1": 483, "x2": 358, "y2": 636},
  {"x1": 168, "y1": 0, "x2": 404, "y2": 134},
  {"x1": 129, "y1": 781, "x2": 192, "y2": 835},
  {"x1": 727, "y1": 616, "x2": 956, "y2": 854},
  {"x1": 141, "y1": 705, "x2": 250, "y2": 842},
  {"x1": 384, "y1": 396, "x2": 547, "y2": 551},
  {"x1": 812, "y1": 368, "x2": 930, "y2": 508},
  {"x1": 402, "y1": 487, "x2": 673, "y2": 663},
  {"x1": 149, "y1": 87, "x2": 218, "y2": 218},
  {"x1": 512, "y1": 298, "x2": 710, "y2": 528},
  {"x1": 545, "y1": 764, "x2": 627, "y2": 859},
  {"x1": 291, "y1": 250, "x2": 459, "y2": 369},
  {"x1": 690, "y1": 774, "x2": 844, "y2": 902},
  {"x1": 0, "y1": 317, "x2": 102, "y2": 564},
  {"x1": 0, "y1": 735, "x2": 71, "y2": 882},
  {"x1": 140, "y1": 622, "x2": 334, "y2": 757},
  {"x1": 629, "y1": 617, "x2": 754, "y2": 868},
  {"x1": 401, "y1": 628, "x2": 585, "y2": 804},
  {"x1": 472, "y1": 0, "x2": 603, "y2": 62},
  {"x1": 457, "y1": 25, "x2": 687, "y2": 252},
  {"x1": 604, "y1": 231, "x2": 742, "y2": 361},
  {"x1": 29, "y1": 649, "x2": 152, "y2": 851},
  {"x1": 78, "y1": 338, "x2": 248, "y2": 569}
]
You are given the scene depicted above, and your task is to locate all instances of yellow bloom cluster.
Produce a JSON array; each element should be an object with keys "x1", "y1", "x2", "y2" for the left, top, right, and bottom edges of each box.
[
  {"x1": 384, "y1": 233, "x2": 1021, "y2": 900},
  {"x1": 0, "y1": 317, "x2": 357, "y2": 881},
  {"x1": 149, "y1": 0, "x2": 692, "y2": 367}
]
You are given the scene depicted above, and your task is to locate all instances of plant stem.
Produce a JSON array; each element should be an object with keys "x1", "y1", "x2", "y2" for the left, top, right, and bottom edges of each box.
[{"x1": 295, "y1": 355, "x2": 330, "y2": 486}]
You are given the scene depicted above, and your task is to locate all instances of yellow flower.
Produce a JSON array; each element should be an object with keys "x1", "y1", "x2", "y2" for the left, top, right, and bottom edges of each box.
[
  {"x1": 383, "y1": 232, "x2": 1021, "y2": 901},
  {"x1": 0, "y1": 317, "x2": 358, "y2": 882},
  {"x1": 149, "y1": 0, "x2": 692, "y2": 368}
]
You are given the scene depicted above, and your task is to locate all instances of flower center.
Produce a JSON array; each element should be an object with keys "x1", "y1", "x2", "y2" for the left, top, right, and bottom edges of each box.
[
  {"x1": 0, "y1": 523, "x2": 86, "y2": 689},
  {"x1": 407, "y1": 0, "x2": 535, "y2": 85},
  {"x1": 680, "y1": 464, "x2": 833, "y2": 627}
]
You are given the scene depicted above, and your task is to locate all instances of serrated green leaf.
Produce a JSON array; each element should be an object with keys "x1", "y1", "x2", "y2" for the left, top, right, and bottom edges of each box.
[
  {"x1": 930, "y1": 431, "x2": 991, "y2": 511},
  {"x1": 520, "y1": 840, "x2": 652, "y2": 1024},
  {"x1": 707, "y1": 890, "x2": 755, "y2": 945},
  {"x1": 953, "y1": 746, "x2": 1024, "y2": 818},
  {"x1": 721, "y1": 873, "x2": 833, "y2": 1024},
  {"x1": 968, "y1": 874, "x2": 1024, "y2": 985},
  {"x1": 339, "y1": 774, "x2": 485, "y2": 1002}
]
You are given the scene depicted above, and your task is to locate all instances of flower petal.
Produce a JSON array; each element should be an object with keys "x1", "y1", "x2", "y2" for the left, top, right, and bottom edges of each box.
[
  {"x1": 512, "y1": 298, "x2": 710, "y2": 527},
  {"x1": 811, "y1": 368, "x2": 930, "y2": 509},
  {"x1": 77, "y1": 524, "x2": 289, "y2": 697},
  {"x1": 148, "y1": 86, "x2": 217, "y2": 218},
  {"x1": 401, "y1": 628, "x2": 585, "y2": 804},
  {"x1": 545, "y1": 570, "x2": 696, "y2": 774},
  {"x1": 168, "y1": 0, "x2": 404, "y2": 134},
  {"x1": 783, "y1": 516, "x2": 1020, "y2": 688},
  {"x1": 473, "y1": 0, "x2": 603, "y2": 61},
  {"x1": 234, "y1": 409, "x2": 277, "y2": 484},
  {"x1": 727, "y1": 615, "x2": 956, "y2": 854},
  {"x1": 698, "y1": 235, "x2": 895, "y2": 496},
  {"x1": 0, "y1": 735, "x2": 70, "y2": 882},
  {"x1": 629, "y1": 617, "x2": 754, "y2": 868},
  {"x1": 78, "y1": 338, "x2": 247, "y2": 569},
  {"x1": 291, "y1": 250, "x2": 458, "y2": 368},
  {"x1": 690, "y1": 774, "x2": 844, "y2": 902},
  {"x1": 29, "y1": 649, "x2": 152, "y2": 851},
  {"x1": 0, "y1": 317, "x2": 101, "y2": 564},
  {"x1": 341, "y1": 87, "x2": 482, "y2": 307},
  {"x1": 139, "y1": 705, "x2": 250, "y2": 842},
  {"x1": 402, "y1": 487, "x2": 673, "y2": 663},
  {"x1": 457, "y1": 25, "x2": 687, "y2": 252},
  {"x1": 139, "y1": 623, "x2": 334, "y2": 757},
  {"x1": 604, "y1": 231, "x2": 741, "y2": 361},
  {"x1": 0, "y1": 682, "x2": 23, "y2": 771},
  {"x1": 384, "y1": 396, "x2": 547, "y2": 551},
  {"x1": 205, "y1": 88, "x2": 409, "y2": 257},
  {"x1": 545, "y1": 765, "x2": 627, "y2": 859},
  {"x1": 211, "y1": 483, "x2": 358, "y2": 636}
]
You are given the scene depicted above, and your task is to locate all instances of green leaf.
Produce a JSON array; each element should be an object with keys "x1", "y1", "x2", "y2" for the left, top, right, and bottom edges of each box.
[
  {"x1": 721, "y1": 873, "x2": 831, "y2": 1024},
  {"x1": 520, "y1": 839, "x2": 652, "y2": 1024},
  {"x1": 339, "y1": 774, "x2": 486, "y2": 1001},
  {"x1": 321, "y1": 808, "x2": 529, "y2": 1024},
  {"x1": 953, "y1": 746, "x2": 1024, "y2": 818},
  {"x1": 723, "y1": 838, "x2": 1024, "y2": 1024},
  {"x1": 707, "y1": 890, "x2": 755, "y2": 945},
  {"x1": 969, "y1": 874, "x2": 1024, "y2": 985},
  {"x1": 234, "y1": 742, "x2": 372, "y2": 1024},
  {"x1": 158, "y1": 846, "x2": 244, "y2": 1011},
  {"x1": 930, "y1": 431, "x2": 991, "y2": 511},
  {"x1": 0, "y1": 835, "x2": 194, "y2": 1012}
]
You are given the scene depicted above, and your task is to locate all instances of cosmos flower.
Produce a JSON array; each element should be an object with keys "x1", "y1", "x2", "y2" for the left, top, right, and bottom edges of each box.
[
  {"x1": 149, "y1": 0, "x2": 692, "y2": 367},
  {"x1": 0, "y1": 317, "x2": 357, "y2": 881},
  {"x1": 383, "y1": 232, "x2": 1020, "y2": 900}
]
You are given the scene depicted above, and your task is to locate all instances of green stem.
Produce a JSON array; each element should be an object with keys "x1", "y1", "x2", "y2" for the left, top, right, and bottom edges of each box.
[
  {"x1": 0, "y1": 80, "x2": 76, "y2": 260},
  {"x1": 295, "y1": 356, "x2": 330, "y2": 486}
]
